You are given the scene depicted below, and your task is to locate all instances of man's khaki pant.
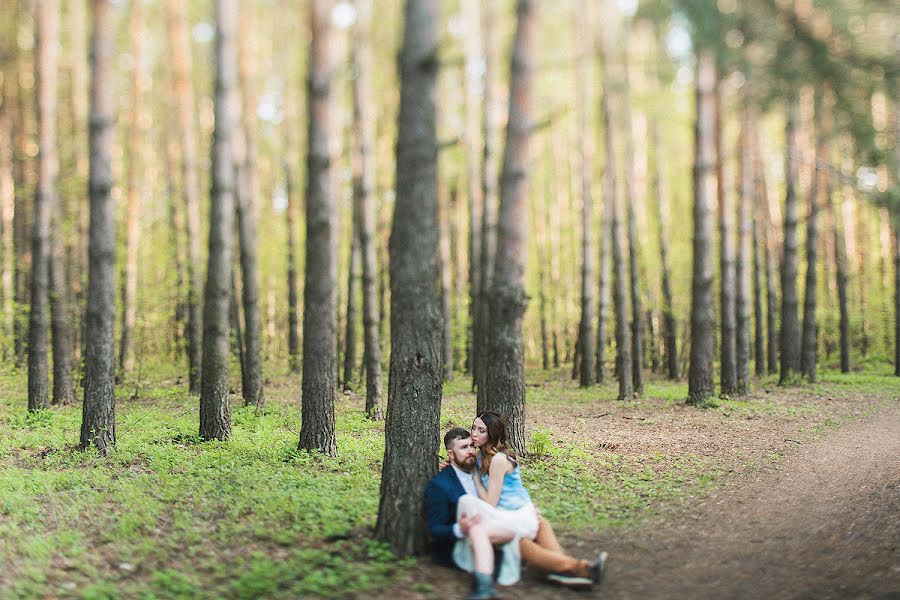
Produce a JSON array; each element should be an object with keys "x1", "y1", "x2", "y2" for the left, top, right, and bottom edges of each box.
[{"x1": 518, "y1": 516, "x2": 590, "y2": 577}]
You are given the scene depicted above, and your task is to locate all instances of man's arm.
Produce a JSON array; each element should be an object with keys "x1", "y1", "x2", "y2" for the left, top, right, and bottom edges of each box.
[{"x1": 424, "y1": 479, "x2": 459, "y2": 541}]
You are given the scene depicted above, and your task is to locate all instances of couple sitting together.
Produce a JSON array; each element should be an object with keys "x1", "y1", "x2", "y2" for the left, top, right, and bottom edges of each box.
[{"x1": 424, "y1": 411, "x2": 608, "y2": 599}]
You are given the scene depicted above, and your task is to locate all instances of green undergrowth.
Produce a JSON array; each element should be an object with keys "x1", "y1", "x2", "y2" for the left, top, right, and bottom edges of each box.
[{"x1": 0, "y1": 361, "x2": 896, "y2": 599}]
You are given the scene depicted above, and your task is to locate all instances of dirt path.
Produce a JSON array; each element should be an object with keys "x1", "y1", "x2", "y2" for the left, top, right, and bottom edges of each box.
[{"x1": 377, "y1": 403, "x2": 900, "y2": 600}]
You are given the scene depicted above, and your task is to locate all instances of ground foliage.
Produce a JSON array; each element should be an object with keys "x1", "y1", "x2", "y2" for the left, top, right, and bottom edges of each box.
[{"x1": 0, "y1": 362, "x2": 896, "y2": 599}]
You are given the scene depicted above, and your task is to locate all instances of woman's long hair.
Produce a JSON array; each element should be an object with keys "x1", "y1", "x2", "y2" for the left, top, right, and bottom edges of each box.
[{"x1": 476, "y1": 411, "x2": 518, "y2": 476}]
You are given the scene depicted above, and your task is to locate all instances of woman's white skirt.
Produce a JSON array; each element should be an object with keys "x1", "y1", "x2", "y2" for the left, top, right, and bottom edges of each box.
[{"x1": 451, "y1": 494, "x2": 539, "y2": 585}]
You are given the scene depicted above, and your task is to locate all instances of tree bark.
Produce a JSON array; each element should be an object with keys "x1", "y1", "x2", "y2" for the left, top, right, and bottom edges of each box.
[
  {"x1": 575, "y1": 0, "x2": 594, "y2": 388},
  {"x1": 375, "y1": 0, "x2": 442, "y2": 558},
  {"x1": 751, "y1": 118, "x2": 765, "y2": 377},
  {"x1": 162, "y1": 107, "x2": 187, "y2": 354},
  {"x1": 166, "y1": 0, "x2": 203, "y2": 394},
  {"x1": 854, "y1": 193, "x2": 870, "y2": 358},
  {"x1": 801, "y1": 89, "x2": 828, "y2": 382},
  {"x1": 28, "y1": 0, "x2": 59, "y2": 411},
  {"x1": 833, "y1": 176, "x2": 851, "y2": 373},
  {"x1": 755, "y1": 138, "x2": 779, "y2": 375},
  {"x1": 0, "y1": 44, "x2": 14, "y2": 355},
  {"x1": 119, "y1": 0, "x2": 146, "y2": 378},
  {"x1": 234, "y1": 12, "x2": 264, "y2": 407},
  {"x1": 474, "y1": 0, "x2": 499, "y2": 401},
  {"x1": 601, "y1": 75, "x2": 632, "y2": 401},
  {"x1": 620, "y1": 50, "x2": 643, "y2": 397},
  {"x1": 596, "y1": 94, "x2": 613, "y2": 385},
  {"x1": 461, "y1": 0, "x2": 482, "y2": 377},
  {"x1": 199, "y1": 0, "x2": 239, "y2": 442},
  {"x1": 439, "y1": 186, "x2": 454, "y2": 381},
  {"x1": 343, "y1": 219, "x2": 361, "y2": 390},
  {"x1": 735, "y1": 104, "x2": 753, "y2": 395},
  {"x1": 482, "y1": 0, "x2": 536, "y2": 454},
  {"x1": 687, "y1": 49, "x2": 717, "y2": 406},
  {"x1": 285, "y1": 159, "x2": 301, "y2": 373},
  {"x1": 350, "y1": 0, "x2": 383, "y2": 418},
  {"x1": 779, "y1": 97, "x2": 802, "y2": 385},
  {"x1": 531, "y1": 181, "x2": 550, "y2": 371},
  {"x1": 650, "y1": 118, "x2": 678, "y2": 380},
  {"x1": 299, "y1": 0, "x2": 338, "y2": 456},
  {"x1": 80, "y1": 0, "x2": 117, "y2": 453},
  {"x1": 716, "y1": 79, "x2": 737, "y2": 397}
]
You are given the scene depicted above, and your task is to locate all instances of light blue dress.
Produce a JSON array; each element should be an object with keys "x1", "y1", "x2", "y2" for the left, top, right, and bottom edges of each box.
[{"x1": 452, "y1": 452, "x2": 538, "y2": 585}]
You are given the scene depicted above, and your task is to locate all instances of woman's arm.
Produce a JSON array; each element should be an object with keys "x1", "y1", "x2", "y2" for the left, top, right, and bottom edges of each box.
[{"x1": 472, "y1": 453, "x2": 510, "y2": 507}]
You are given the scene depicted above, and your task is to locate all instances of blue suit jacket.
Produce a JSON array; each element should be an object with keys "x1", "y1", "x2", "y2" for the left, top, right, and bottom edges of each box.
[{"x1": 424, "y1": 466, "x2": 466, "y2": 567}]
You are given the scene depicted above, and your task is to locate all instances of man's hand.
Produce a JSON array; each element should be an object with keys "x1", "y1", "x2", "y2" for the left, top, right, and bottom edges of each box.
[
  {"x1": 458, "y1": 511, "x2": 481, "y2": 536},
  {"x1": 439, "y1": 458, "x2": 451, "y2": 471}
]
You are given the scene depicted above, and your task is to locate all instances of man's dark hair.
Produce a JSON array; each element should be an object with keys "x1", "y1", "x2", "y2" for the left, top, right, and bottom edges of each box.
[{"x1": 443, "y1": 427, "x2": 470, "y2": 450}]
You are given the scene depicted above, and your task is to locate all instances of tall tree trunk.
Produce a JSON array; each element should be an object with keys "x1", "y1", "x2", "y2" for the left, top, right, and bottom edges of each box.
[
  {"x1": 229, "y1": 263, "x2": 245, "y2": 383},
  {"x1": 482, "y1": 0, "x2": 535, "y2": 454},
  {"x1": 620, "y1": 49, "x2": 643, "y2": 397},
  {"x1": 234, "y1": 12, "x2": 263, "y2": 406},
  {"x1": 752, "y1": 183, "x2": 765, "y2": 376},
  {"x1": 351, "y1": 0, "x2": 382, "y2": 418},
  {"x1": 163, "y1": 110, "x2": 187, "y2": 354},
  {"x1": 462, "y1": 0, "x2": 482, "y2": 377},
  {"x1": 651, "y1": 118, "x2": 677, "y2": 380},
  {"x1": 832, "y1": 177, "x2": 850, "y2": 373},
  {"x1": 0, "y1": 42, "x2": 14, "y2": 355},
  {"x1": 119, "y1": 0, "x2": 145, "y2": 378},
  {"x1": 199, "y1": 0, "x2": 238, "y2": 441},
  {"x1": 575, "y1": 0, "x2": 594, "y2": 387},
  {"x1": 299, "y1": 0, "x2": 338, "y2": 456},
  {"x1": 80, "y1": 0, "x2": 117, "y2": 452},
  {"x1": 28, "y1": 0, "x2": 59, "y2": 411},
  {"x1": 716, "y1": 79, "x2": 737, "y2": 397},
  {"x1": 285, "y1": 159, "x2": 301, "y2": 373},
  {"x1": 601, "y1": 75, "x2": 632, "y2": 401},
  {"x1": 687, "y1": 49, "x2": 717, "y2": 406},
  {"x1": 531, "y1": 182, "x2": 550, "y2": 371},
  {"x1": 779, "y1": 97, "x2": 802, "y2": 385},
  {"x1": 894, "y1": 218, "x2": 898, "y2": 377},
  {"x1": 756, "y1": 140, "x2": 779, "y2": 375},
  {"x1": 439, "y1": 187, "x2": 453, "y2": 381},
  {"x1": 596, "y1": 95, "x2": 613, "y2": 385},
  {"x1": 855, "y1": 191, "x2": 869, "y2": 358},
  {"x1": 166, "y1": 0, "x2": 203, "y2": 394},
  {"x1": 375, "y1": 0, "x2": 442, "y2": 557},
  {"x1": 68, "y1": 0, "x2": 90, "y2": 371},
  {"x1": 801, "y1": 89, "x2": 828, "y2": 382},
  {"x1": 343, "y1": 215, "x2": 361, "y2": 389},
  {"x1": 735, "y1": 104, "x2": 753, "y2": 395},
  {"x1": 475, "y1": 0, "x2": 499, "y2": 401}
]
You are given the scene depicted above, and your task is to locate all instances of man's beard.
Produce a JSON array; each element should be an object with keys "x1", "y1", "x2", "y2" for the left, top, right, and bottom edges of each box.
[{"x1": 455, "y1": 455, "x2": 476, "y2": 470}]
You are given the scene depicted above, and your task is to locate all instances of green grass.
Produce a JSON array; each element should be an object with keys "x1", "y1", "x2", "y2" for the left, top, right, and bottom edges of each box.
[{"x1": 0, "y1": 361, "x2": 896, "y2": 599}]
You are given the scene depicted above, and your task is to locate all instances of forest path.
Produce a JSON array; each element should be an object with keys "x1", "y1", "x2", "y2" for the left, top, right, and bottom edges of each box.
[
  {"x1": 589, "y1": 400, "x2": 900, "y2": 600},
  {"x1": 380, "y1": 401, "x2": 900, "y2": 600}
]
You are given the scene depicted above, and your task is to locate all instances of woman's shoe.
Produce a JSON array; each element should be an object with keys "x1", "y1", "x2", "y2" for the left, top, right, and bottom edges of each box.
[
  {"x1": 588, "y1": 551, "x2": 608, "y2": 585},
  {"x1": 466, "y1": 572, "x2": 500, "y2": 600}
]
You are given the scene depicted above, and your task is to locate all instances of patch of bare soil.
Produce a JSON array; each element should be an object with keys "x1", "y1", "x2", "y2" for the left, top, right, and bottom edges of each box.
[{"x1": 370, "y1": 392, "x2": 900, "y2": 600}]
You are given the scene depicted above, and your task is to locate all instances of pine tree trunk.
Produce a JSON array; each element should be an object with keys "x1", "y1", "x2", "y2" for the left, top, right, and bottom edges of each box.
[
  {"x1": 779, "y1": 97, "x2": 802, "y2": 385},
  {"x1": 351, "y1": 0, "x2": 383, "y2": 418},
  {"x1": 833, "y1": 177, "x2": 851, "y2": 373},
  {"x1": 28, "y1": 0, "x2": 59, "y2": 410},
  {"x1": 687, "y1": 49, "x2": 717, "y2": 406},
  {"x1": 0, "y1": 6, "x2": 16, "y2": 356},
  {"x1": 229, "y1": 264, "x2": 245, "y2": 383},
  {"x1": 756, "y1": 142, "x2": 779, "y2": 375},
  {"x1": 801, "y1": 89, "x2": 828, "y2": 382},
  {"x1": 343, "y1": 215, "x2": 361, "y2": 390},
  {"x1": 163, "y1": 115, "x2": 187, "y2": 353},
  {"x1": 119, "y1": 0, "x2": 145, "y2": 378},
  {"x1": 462, "y1": 0, "x2": 482, "y2": 377},
  {"x1": 893, "y1": 219, "x2": 898, "y2": 377},
  {"x1": 28, "y1": 0, "x2": 59, "y2": 411},
  {"x1": 596, "y1": 108, "x2": 613, "y2": 385},
  {"x1": 375, "y1": 0, "x2": 442, "y2": 558},
  {"x1": 285, "y1": 159, "x2": 301, "y2": 373},
  {"x1": 199, "y1": 0, "x2": 239, "y2": 441},
  {"x1": 474, "y1": 0, "x2": 499, "y2": 402},
  {"x1": 80, "y1": 0, "x2": 117, "y2": 453},
  {"x1": 855, "y1": 193, "x2": 870, "y2": 358},
  {"x1": 651, "y1": 119, "x2": 678, "y2": 380},
  {"x1": 751, "y1": 121, "x2": 765, "y2": 376},
  {"x1": 735, "y1": 105, "x2": 752, "y2": 395},
  {"x1": 166, "y1": 0, "x2": 203, "y2": 394},
  {"x1": 601, "y1": 79, "x2": 632, "y2": 401},
  {"x1": 716, "y1": 80, "x2": 737, "y2": 397},
  {"x1": 620, "y1": 53, "x2": 643, "y2": 397},
  {"x1": 50, "y1": 205, "x2": 74, "y2": 405},
  {"x1": 439, "y1": 187, "x2": 453, "y2": 381},
  {"x1": 234, "y1": 13, "x2": 263, "y2": 406},
  {"x1": 532, "y1": 187, "x2": 550, "y2": 371},
  {"x1": 299, "y1": 0, "x2": 338, "y2": 456},
  {"x1": 575, "y1": 0, "x2": 594, "y2": 387},
  {"x1": 483, "y1": 0, "x2": 535, "y2": 455}
]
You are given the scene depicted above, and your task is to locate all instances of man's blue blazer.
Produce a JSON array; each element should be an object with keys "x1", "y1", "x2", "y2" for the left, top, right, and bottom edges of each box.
[{"x1": 424, "y1": 466, "x2": 466, "y2": 567}]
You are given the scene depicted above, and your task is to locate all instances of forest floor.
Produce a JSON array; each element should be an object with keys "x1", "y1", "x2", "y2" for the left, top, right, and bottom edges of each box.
[
  {"x1": 0, "y1": 363, "x2": 897, "y2": 599},
  {"x1": 374, "y1": 370, "x2": 900, "y2": 600}
]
